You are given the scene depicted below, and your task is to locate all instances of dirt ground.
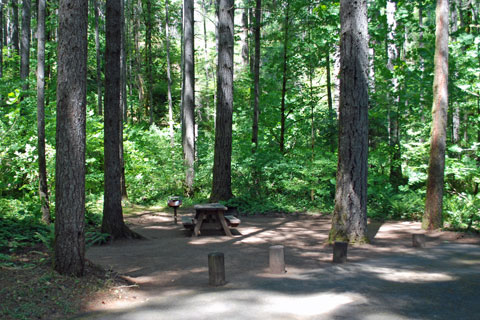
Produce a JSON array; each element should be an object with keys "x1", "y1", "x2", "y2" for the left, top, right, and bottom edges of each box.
[{"x1": 82, "y1": 207, "x2": 480, "y2": 317}]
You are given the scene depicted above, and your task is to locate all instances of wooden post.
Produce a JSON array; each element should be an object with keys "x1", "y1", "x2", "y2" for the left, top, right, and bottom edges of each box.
[
  {"x1": 412, "y1": 234, "x2": 426, "y2": 248},
  {"x1": 208, "y1": 252, "x2": 226, "y2": 286},
  {"x1": 269, "y1": 245, "x2": 286, "y2": 274},
  {"x1": 333, "y1": 241, "x2": 348, "y2": 263}
]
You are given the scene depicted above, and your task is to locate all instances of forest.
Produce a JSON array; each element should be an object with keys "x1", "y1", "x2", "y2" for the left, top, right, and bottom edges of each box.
[{"x1": 0, "y1": 0, "x2": 479, "y2": 272}]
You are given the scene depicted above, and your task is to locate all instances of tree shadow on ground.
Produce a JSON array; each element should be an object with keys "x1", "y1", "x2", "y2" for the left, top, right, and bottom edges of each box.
[{"x1": 82, "y1": 210, "x2": 480, "y2": 319}]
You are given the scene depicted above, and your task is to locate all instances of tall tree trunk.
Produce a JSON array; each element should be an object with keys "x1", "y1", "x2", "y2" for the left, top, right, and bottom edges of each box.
[
  {"x1": 451, "y1": 0, "x2": 460, "y2": 144},
  {"x1": 419, "y1": 5, "x2": 426, "y2": 135},
  {"x1": 36, "y1": 0, "x2": 50, "y2": 224},
  {"x1": 326, "y1": 51, "x2": 335, "y2": 152},
  {"x1": 241, "y1": 4, "x2": 248, "y2": 67},
  {"x1": 423, "y1": 0, "x2": 449, "y2": 231},
  {"x1": 279, "y1": 0, "x2": 289, "y2": 154},
  {"x1": 144, "y1": 0, "x2": 153, "y2": 124},
  {"x1": 94, "y1": 0, "x2": 103, "y2": 116},
  {"x1": 11, "y1": 0, "x2": 19, "y2": 54},
  {"x1": 210, "y1": 0, "x2": 234, "y2": 202},
  {"x1": 134, "y1": 0, "x2": 144, "y2": 121},
  {"x1": 0, "y1": 1, "x2": 3, "y2": 79},
  {"x1": 165, "y1": 0, "x2": 174, "y2": 146},
  {"x1": 386, "y1": 0, "x2": 403, "y2": 190},
  {"x1": 251, "y1": 0, "x2": 261, "y2": 152},
  {"x1": 120, "y1": 0, "x2": 128, "y2": 200},
  {"x1": 182, "y1": 0, "x2": 195, "y2": 195},
  {"x1": 20, "y1": 0, "x2": 31, "y2": 89},
  {"x1": 54, "y1": 0, "x2": 88, "y2": 276},
  {"x1": 329, "y1": 0, "x2": 369, "y2": 244},
  {"x1": 102, "y1": 0, "x2": 139, "y2": 239}
]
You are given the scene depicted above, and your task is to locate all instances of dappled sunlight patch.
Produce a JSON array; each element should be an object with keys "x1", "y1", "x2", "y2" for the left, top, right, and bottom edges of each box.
[
  {"x1": 363, "y1": 266, "x2": 456, "y2": 283},
  {"x1": 262, "y1": 292, "x2": 367, "y2": 317}
]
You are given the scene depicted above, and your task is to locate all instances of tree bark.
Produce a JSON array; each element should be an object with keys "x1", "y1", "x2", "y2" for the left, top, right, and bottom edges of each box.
[
  {"x1": 94, "y1": 0, "x2": 103, "y2": 116},
  {"x1": 20, "y1": 0, "x2": 31, "y2": 89},
  {"x1": 36, "y1": 0, "x2": 50, "y2": 224},
  {"x1": 241, "y1": 4, "x2": 249, "y2": 66},
  {"x1": 0, "y1": 1, "x2": 3, "y2": 79},
  {"x1": 210, "y1": 0, "x2": 234, "y2": 202},
  {"x1": 326, "y1": 51, "x2": 335, "y2": 152},
  {"x1": 120, "y1": 0, "x2": 128, "y2": 200},
  {"x1": 182, "y1": 0, "x2": 195, "y2": 195},
  {"x1": 165, "y1": 0, "x2": 175, "y2": 146},
  {"x1": 102, "y1": 0, "x2": 140, "y2": 239},
  {"x1": 54, "y1": 0, "x2": 88, "y2": 276},
  {"x1": 329, "y1": 0, "x2": 369, "y2": 244},
  {"x1": 11, "y1": 0, "x2": 19, "y2": 54},
  {"x1": 251, "y1": 0, "x2": 261, "y2": 151},
  {"x1": 279, "y1": 0, "x2": 289, "y2": 154},
  {"x1": 423, "y1": 0, "x2": 449, "y2": 231}
]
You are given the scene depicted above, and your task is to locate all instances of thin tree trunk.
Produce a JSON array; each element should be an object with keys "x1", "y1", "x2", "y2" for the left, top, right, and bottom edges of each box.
[
  {"x1": 423, "y1": 0, "x2": 449, "y2": 231},
  {"x1": 165, "y1": 0, "x2": 174, "y2": 146},
  {"x1": 329, "y1": 0, "x2": 369, "y2": 244},
  {"x1": 210, "y1": 0, "x2": 234, "y2": 202},
  {"x1": 54, "y1": 0, "x2": 88, "y2": 276},
  {"x1": 20, "y1": 0, "x2": 31, "y2": 89},
  {"x1": 326, "y1": 51, "x2": 334, "y2": 152},
  {"x1": 0, "y1": 1, "x2": 3, "y2": 79},
  {"x1": 120, "y1": 0, "x2": 128, "y2": 200},
  {"x1": 102, "y1": 0, "x2": 140, "y2": 239},
  {"x1": 94, "y1": 0, "x2": 103, "y2": 116},
  {"x1": 241, "y1": 4, "x2": 248, "y2": 66},
  {"x1": 419, "y1": 5, "x2": 426, "y2": 133},
  {"x1": 11, "y1": 0, "x2": 19, "y2": 54},
  {"x1": 144, "y1": 0, "x2": 153, "y2": 124},
  {"x1": 182, "y1": 0, "x2": 195, "y2": 195},
  {"x1": 251, "y1": 0, "x2": 261, "y2": 152},
  {"x1": 279, "y1": 0, "x2": 289, "y2": 154},
  {"x1": 451, "y1": 0, "x2": 460, "y2": 144},
  {"x1": 386, "y1": 0, "x2": 403, "y2": 190},
  {"x1": 134, "y1": 0, "x2": 144, "y2": 121},
  {"x1": 36, "y1": 0, "x2": 50, "y2": 224}
]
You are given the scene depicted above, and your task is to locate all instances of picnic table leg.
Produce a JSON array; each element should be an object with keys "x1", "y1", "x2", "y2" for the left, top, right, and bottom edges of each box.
[
  {"x1": 193, "y1": 212, "x2": 205, "y2": 236},
  {"x1": 217, "y1": 211, "x2": 233, "y2": 237}
]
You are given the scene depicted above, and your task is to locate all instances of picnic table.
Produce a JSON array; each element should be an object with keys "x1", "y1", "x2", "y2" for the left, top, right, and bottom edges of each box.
[{"x1": 182, "y1": 203, "x2": 240, "y2": 237}]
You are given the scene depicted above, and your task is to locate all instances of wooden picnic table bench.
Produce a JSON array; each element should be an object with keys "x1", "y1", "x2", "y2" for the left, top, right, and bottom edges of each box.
[{"x1": 182, "y1": 203, "x2": 240, "y2": 237}]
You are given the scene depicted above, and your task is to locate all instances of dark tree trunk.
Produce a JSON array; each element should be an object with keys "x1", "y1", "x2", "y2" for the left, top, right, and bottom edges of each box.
[
  {"x1": 183, "y1": 0, "x2": 195, "y2": 195},
  {"x1": 120, "y1": 0, "x2": 128, "y2": 200},
  {"x1": 54, "y1": 0, "x2": 88, "y2": 276},
  {"x1": 144, "y1": 0, "x2": 153, "y2": 124},
  {"x1": 0, "y1": 1, "x2": 3, "y2": 79},
  {"x1": 251, "y1": 0, "x2": 261, "y2": 151},
  {"x1": 102, "y1": 0, "x2": 139, "y2": 239},
  {"x1": 210, "y1": 0, "x2": 234, "y2": 202},
  {"x1": 94, "y1": 0, "x2": 103, "y2": 116},
  {"x1": 423, "y1": 0, "x2": 449, "y2": 231},
  {"x1": 279, "y1": 0, "x2": 289, "y2": 154},
  {"x1": 20, "y1": 0, "x2": 31, "y2": 89},
  {"x1": 329, "y1": 0, "x2": 369, "y2": 244},
  {"x1": 165, "y1": 0, "x2": 174, "y2": 146},
  {"x1": 11, "y1": 0, "x2": 19, "y2": 54},
  {"x1": 36, "y1": 0, "x2": 50, "y2": 224}
]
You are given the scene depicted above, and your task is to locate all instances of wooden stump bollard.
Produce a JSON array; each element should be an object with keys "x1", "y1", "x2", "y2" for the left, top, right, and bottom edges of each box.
[
  {"x1": 208, "y1": 252, "x2": 226, "y2": 286},
  {"x1": 412, "y1": 234, "x2": 426, "y2": 248},
  {"x1": 333, "y1": 241, "x2": 348, "y2": 263},
  {"x1": 269, "y1": 245, "x2": 286, "y2": 274}
]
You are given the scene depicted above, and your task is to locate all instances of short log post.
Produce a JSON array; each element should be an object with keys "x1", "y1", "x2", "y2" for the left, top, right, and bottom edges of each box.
[
  {"x1": 208, "y1": 252, "x2": 226, "y2": 286},
  {"x1": 412, "y1": 234, "x2": 426, "y2": 248},
  {"x1": 269, "y1": 245, "x2": 286, "y2": 274},
  {"x1": 333, "y1": 241, "x2": 348, "y2": 263}
]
